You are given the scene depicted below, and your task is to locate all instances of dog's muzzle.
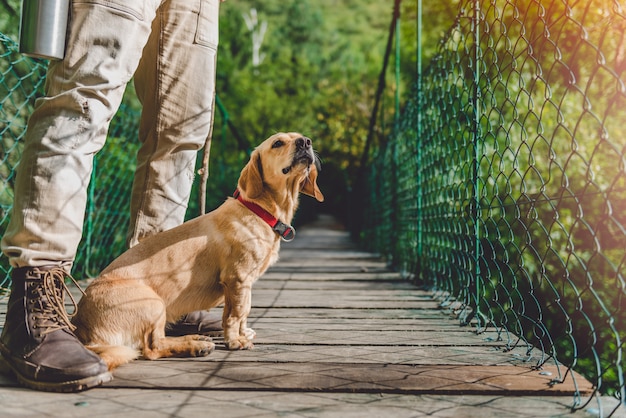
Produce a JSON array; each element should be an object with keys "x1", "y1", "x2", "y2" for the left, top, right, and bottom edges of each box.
[{"x1": 282, "y1": 137, "x2": 314, "y2": 174}]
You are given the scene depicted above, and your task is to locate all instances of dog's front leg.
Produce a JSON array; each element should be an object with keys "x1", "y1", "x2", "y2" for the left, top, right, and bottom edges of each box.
[{"x1": 222, "y1": 281, "x2": 254, "y2": 350}]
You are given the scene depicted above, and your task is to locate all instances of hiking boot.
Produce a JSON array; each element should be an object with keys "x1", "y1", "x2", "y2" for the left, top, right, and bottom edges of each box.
[
  {"x1": 166, "y1": 310, "x2": 223, "y2": 337},
  {"x1": 0, "y1": 266, "x2": 112, "y2": 392}
]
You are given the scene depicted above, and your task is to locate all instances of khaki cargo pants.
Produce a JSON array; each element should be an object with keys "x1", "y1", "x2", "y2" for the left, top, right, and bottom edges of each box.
[{"x1": 2, "y1": 0, "x2": 220, "y2": 268}]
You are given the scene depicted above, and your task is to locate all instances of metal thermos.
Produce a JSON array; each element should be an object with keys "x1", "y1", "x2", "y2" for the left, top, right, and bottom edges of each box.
[{"x1": 19, "y1": 0, "x2": 70, "y2": 60}]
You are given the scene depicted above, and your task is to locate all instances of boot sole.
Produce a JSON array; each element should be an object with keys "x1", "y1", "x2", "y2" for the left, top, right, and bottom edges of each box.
[{"x1": 0, "y1": 353, "x2": 113, "y2": 393}]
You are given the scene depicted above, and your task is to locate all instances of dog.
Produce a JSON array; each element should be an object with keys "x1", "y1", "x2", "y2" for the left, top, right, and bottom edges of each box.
[{"x1": 71, "y1": 132, "x2": 324, "y2": 369}]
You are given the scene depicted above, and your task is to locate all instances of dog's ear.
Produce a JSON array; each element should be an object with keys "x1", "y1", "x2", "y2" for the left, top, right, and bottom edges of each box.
[
  {"x1": 238, "y1": 150, "x2": 264, "y2": 199},
  {"x1": 300, "y1": 164, "x2": 324, "y2": 202}
]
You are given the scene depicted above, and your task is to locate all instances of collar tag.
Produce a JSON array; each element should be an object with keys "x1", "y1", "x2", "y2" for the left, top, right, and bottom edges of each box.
[{"x1": 273, "y1": 222, "x2": 296, "y2": 242}]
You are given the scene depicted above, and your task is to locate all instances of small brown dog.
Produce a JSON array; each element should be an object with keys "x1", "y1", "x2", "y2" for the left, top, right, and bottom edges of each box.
[{"x1": 72, "y1": 132, "x2": 324, "y2": 369}]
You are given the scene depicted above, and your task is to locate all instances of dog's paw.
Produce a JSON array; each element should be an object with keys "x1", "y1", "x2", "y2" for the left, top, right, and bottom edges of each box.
[
  {"x1": 225, "y1": 337, "x2": 254, "y2": 350},
  {"x1": 243, "y1": 327, "x2": 256, "y2": 340},
  {"x1": 192, "y1": 340, "x2": 215, "y2": 357},
  {"x1": 185, "y1": 335, "x2": 215, "y2": 356}
]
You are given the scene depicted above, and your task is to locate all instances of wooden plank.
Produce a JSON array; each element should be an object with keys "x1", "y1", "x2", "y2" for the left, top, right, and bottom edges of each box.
[
  {"x1": 230, "y1": 329, "x2": 514, "y2": 347},
  {"x1": 103, "y1": 361, "x2": 593, "y2": 396},
  {"x1": 278, "y1": 249, "x2": 383, "y2": 260},
  {"x1": 182, "y1": 343, "x2": 547, "y2": 367},
  {"x1": 251, "y1": 288, "x2": 435, "y2": 300},
  {"x1": 243, "y1": 322, "x2": 525, "y2": 345},
  {"x1": 250, "y1": 300, "x2": 440, "y2": 309},
  {"x1": 267, "y1": 264, "x2": 390, "y2": 273},
  {"x1": 259, "y1": 271, "x2": 407, "y2": 282},
  {"x1": 250, "y1": 291, "x2": 440, "y2": 309},
  {"x1": 254, "y1": 279, "x2": 421, "y2": 291},
  {"x1": 248, "y1": 307, "x2": 466, "y2": 319},
  {"x1": 0, "y1": 389, "x2": 616, "y2": 418},
  {"x1": 246, "y1": 317, "x2": 471, "y2": 329}
]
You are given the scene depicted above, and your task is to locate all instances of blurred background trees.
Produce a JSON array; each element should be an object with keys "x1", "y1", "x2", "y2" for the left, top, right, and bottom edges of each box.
[{"x1": 0, "y1": 0, "x2": 458, "y2": 223}]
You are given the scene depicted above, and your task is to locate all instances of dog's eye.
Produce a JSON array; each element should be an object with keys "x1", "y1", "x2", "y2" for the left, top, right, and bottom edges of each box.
[{"x1": 272, "y1": 140, "x2": 284, "y2": 149}]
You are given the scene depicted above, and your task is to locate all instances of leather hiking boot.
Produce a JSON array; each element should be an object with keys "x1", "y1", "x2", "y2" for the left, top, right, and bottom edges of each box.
[
  {"x1": 165, "y1": 309, "x2": 223, "y2": 337},
  {"x1": 0, "y1": 266, "x2": 112, "y2": 392}
]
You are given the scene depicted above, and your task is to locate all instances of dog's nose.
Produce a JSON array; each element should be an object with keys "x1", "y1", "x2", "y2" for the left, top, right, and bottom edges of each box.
[{"x1": 296, "y1": 137, "x2": 312, "y2": 150}]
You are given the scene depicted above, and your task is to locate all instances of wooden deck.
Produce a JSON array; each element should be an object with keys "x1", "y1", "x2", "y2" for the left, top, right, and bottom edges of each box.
[{"x1": 1, "y1": 215, "x2": 621, "y2": 417}]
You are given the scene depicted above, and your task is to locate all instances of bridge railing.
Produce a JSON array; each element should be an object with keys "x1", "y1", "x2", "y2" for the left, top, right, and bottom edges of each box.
[{"x1": 359, "y1": 0, "x2": 625, "y2": 415}]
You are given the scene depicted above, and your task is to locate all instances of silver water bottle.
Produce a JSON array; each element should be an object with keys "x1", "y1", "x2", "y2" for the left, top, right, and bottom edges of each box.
[{"x1": 19, "y1": 0, "x2": 70, "y2": 60}]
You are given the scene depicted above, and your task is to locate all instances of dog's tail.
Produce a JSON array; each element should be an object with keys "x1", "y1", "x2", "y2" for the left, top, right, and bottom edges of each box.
[{"x1": 87, "y1": 345, "x2": 140, "y2": 370}]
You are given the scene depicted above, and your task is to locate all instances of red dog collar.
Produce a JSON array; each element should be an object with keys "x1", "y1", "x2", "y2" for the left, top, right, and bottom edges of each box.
[{"x1": 233, "y1": 189, "x2": 296, "y2": 242}]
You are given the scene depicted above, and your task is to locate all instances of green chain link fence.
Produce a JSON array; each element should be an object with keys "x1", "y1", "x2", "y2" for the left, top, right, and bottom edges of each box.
[
  {"x1": 0, "y1": 32, "x2": 47, "y2": 288},
  {"x1": 360, "y1": 0, "x2": 624, "y2": 415},
  {"x1": 0, "y1": 32, "x2": 244, "y2": 292}
]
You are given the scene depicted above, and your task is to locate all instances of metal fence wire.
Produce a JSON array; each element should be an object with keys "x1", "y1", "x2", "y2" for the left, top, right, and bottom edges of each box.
[{"x1": 361, "y1": 0, "x2": 625, "y2": 414}]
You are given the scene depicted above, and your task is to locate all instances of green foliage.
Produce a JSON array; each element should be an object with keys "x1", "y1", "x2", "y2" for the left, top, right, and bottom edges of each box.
[
  {"x1": 0, "y1": 0, "x2": 19, "y2": 41},
  {"x1": 215, "y1": 0, "x2": 406, "y2": 197}
]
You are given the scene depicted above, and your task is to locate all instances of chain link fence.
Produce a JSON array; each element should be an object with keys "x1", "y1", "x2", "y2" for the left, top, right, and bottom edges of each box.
[
  {"x1": 0, "y1": 33, "x2": 47, "y2": 289},
  {"x1": 361, "y1": 0, "x2": 625, "y2": 415}
]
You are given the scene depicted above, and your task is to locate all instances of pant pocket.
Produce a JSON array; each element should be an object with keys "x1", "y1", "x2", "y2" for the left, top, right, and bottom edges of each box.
[
  {"x1": 194, "y1": 0, "x2": 219, "y2": 48},
  {"x1": 73, "y1": 0, "x2": 145, "y2": 20}
]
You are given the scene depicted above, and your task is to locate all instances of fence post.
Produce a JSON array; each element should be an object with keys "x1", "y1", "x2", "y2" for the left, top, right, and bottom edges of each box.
[
  {"x1": 390, "y1": 1, "x2": 403, "y2": 266},
  {"x1": 470, "y1": 0, "x2": 482, "y2": 327},
  {"x1": 415, "y1": 0, "x2": 423, "y2": 280},
  {"x1": 394, "y1": 8, "x2": 401, "y2": 130}
]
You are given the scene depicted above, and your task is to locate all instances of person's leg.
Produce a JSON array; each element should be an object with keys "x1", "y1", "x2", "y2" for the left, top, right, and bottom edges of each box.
[
  {"x1": 128, "y1": 0, "x2": 222, "y2": 335},
  {"x1": 127, "y1": 0, "x2": 220, "y2": 247},
  {"x1": 0, "y1": 0, "x2": 160, "y2": 392}
]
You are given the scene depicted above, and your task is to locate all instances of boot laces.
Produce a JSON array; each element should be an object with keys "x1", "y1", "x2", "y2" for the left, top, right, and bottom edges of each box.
[{"x1": 28, "y1": 268, "x2": 86, "y2": 336}]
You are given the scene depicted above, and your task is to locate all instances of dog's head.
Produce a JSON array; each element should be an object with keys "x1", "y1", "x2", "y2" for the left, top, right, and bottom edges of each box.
[{"x1": 238, "y1": 132, "x2": 324, "y2": 204}]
